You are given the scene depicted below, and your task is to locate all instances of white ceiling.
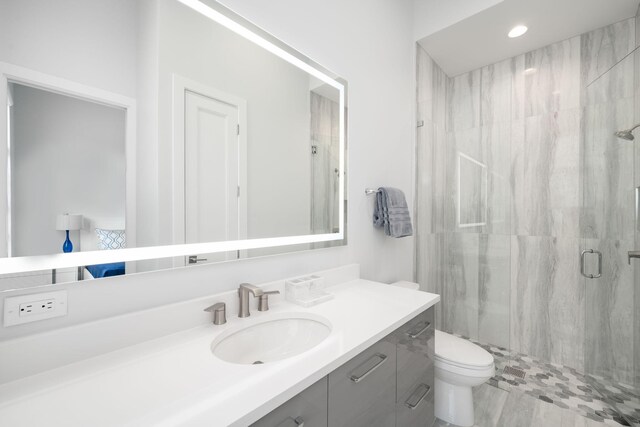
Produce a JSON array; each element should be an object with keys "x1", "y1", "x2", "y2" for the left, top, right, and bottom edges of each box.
[
  {"x1": 412, "y1": 0, "x2": 504, "y2": 41},
  {"x1": 418, "y1": 0, "x2": 640, "y2": 76}
]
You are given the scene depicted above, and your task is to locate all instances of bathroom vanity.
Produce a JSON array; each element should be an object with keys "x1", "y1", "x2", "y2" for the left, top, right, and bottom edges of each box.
[{"x1": 0, "y1": 266, "x2": 439, "y2": 426}]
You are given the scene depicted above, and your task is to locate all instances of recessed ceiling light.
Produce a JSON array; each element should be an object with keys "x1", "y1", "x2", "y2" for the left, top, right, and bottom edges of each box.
[{"x1": 508, "y1": 25, "x2": 528, "y2": 38}]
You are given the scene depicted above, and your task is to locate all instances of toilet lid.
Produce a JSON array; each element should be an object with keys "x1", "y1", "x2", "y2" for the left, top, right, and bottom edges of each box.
[
  {"x1": 435, "y1": 330, "x2": 494, "y2": 370},
  {"x1": 389, "y1": 281, "x2": 420, "y2": 290}
]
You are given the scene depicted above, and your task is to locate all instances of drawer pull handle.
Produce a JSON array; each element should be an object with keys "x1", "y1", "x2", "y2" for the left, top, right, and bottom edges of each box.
[
  {"x1": 405, "y1": 383, "x2": 431, "y2": 410},
  {"x1": 349, "y1": 353, "x2": 388, "y2": 383},
  {"x1": 276, "y1": 416, "x2": 304, "y2": 427},
  {"x1": 406, "y1": 321, "x2": 431, "y2": 339}
]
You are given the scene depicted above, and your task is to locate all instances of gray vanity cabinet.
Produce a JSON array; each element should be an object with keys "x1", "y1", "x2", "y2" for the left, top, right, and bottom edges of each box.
[
  {"x1": 394, "y1": 309, "x2": 435, "y2": 427},
  {"x1": 250, "y1": 377, "x2": 328, "y2": 427},
  {"x1": 252, "y1": 307, "x2": 436, "y2": 427},
  {"x1": 327, "y1": 337, "x2": 397, "y2": 427}
]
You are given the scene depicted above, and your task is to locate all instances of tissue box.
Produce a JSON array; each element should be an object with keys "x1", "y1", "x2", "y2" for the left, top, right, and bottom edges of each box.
[{"x1": 285, "y1": 275, "x2": 333, "y2": 307}]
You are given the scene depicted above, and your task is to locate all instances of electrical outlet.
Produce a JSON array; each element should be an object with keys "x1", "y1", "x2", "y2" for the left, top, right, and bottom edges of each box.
[
  {"x1": 4, "y1": 291, "x2": 67, "y2": 326},
  {"x1": 19, "y1": 299, "x2": 56, "y2": 316}
]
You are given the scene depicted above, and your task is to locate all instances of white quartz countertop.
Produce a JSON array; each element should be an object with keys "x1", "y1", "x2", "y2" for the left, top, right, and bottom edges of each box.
[{"x1": 0, "y1": 279, "x2": 439, "y2": 427}]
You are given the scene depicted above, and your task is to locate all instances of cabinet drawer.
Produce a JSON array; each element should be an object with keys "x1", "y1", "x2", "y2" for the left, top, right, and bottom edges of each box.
[
  {"x1": 394, "y1": 308, "x2": 435, "y2": 427},
  {"x1": 396, "y1": 365, "x2": 434, "y2": 427},
  {"x1": 251, "y1": 377, "x2": 328, "y2": 427},
  {"x1": 328, "y1": 338, "x2": 397, "y2": 427}
]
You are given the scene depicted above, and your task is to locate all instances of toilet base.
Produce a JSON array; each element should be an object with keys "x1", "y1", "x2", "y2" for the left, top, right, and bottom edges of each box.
[{"x1": 434, "y1": 377, "x2": 474, "y2": 427}]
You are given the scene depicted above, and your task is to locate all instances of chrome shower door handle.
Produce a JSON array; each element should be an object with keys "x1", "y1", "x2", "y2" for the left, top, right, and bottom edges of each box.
[
  {"x1": 636, "y1": 187, "x2": 640, "y2": 232},
  {"x1": 580, "y1": 249, "x2": 602, "y2": 279},
  {"x1": 593, "y1": 250, "x2": 602, "y2": 278},
  {"x1": 628, "y1": 251, "x2": 640, "y2": 265},
  {"x1": 580, "y1": 250, "x2": 589, "y2": 277}
]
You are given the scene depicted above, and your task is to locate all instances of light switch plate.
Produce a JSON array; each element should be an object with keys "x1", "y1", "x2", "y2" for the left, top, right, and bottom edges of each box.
[{"x1": 4, "y1": 290, "x2": 68, "y2": 326}]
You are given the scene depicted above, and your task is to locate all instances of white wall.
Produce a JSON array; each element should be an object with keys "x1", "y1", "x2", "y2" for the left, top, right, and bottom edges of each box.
[
  {"x1": 0, "y1": 0, "x2": 416, "y2": 340},
  {"x1": 0, "y1": 0, "x2": 137, "y2": 98},
  {"x1": 10, "y1": 84, "x2": 126, "y2": 256}
]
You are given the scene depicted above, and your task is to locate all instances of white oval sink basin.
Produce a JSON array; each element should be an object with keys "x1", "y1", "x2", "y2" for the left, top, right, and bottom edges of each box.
[{"x1": 211, "y1": 313, "x2": 332, "y2": 365}]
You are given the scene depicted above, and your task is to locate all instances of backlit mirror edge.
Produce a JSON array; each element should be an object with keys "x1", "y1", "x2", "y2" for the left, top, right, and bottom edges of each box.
[{"x1": 0, "y1": 0, "x2": 348, "y2": 278}]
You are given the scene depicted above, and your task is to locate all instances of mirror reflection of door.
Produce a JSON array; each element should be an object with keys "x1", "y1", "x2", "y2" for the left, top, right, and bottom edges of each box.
[{"x1": 184, "y1": 90, "x2": 245, "y2": 264}]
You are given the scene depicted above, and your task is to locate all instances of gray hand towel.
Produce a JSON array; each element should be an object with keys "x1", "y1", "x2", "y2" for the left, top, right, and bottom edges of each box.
[{"x1": 373, "y1": 187, "x2": 413, "y2": 238}]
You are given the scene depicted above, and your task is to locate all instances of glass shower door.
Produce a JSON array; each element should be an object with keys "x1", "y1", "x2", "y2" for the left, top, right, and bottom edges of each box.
[{"x1": 581, "y1": 44, "x2": 639, "y2": 426}]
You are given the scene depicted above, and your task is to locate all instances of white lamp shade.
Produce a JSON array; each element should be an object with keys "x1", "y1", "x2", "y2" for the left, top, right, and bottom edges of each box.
[{"x1": 56, "y1": 214, "x2": 83, "y2": 231}]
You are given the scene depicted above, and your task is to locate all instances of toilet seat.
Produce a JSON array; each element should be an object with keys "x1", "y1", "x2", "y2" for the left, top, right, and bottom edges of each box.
[{"x1": 435, "y1": 330, "x2": 494, "y2": 374}]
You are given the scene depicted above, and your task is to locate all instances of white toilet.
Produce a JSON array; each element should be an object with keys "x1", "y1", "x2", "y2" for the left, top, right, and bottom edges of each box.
[
  {"x1": 390, "y1": 282, "x2": 495, "y2": 427},
  {"x1": 434, "y1": 330, "x2": 495, "y2": 426}
]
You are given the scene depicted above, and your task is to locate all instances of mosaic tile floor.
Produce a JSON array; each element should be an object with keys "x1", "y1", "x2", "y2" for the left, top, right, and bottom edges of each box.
[{"x1": 455, "y1": 335, "x2": 640, "y2": 426}]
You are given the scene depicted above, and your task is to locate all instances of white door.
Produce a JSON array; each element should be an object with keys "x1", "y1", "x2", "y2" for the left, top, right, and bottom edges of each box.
[{"x1": 185, "y1": 91, "x2": 239, "y2": 263}]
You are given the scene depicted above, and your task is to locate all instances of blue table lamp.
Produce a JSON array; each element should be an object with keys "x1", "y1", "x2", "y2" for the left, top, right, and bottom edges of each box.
[{"x1": 56, "y1": 214, "x2": 83, "y2": 253}]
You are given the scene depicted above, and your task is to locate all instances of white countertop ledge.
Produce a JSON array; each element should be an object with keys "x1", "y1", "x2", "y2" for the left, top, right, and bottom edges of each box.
[{"x1": 0, "y1": 279, "x2": 439, "y2": 427}]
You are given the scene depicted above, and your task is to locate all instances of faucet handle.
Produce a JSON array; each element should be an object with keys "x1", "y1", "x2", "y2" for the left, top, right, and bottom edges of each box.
[
  {"x1": 204, "y1": 302, "x2": 226, "y2": 325},
  {"x1": 257, "y1": 290, "x2": 280, "y2": 312}
]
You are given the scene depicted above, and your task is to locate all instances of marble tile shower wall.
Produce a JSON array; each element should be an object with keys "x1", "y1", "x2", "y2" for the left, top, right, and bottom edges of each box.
[
  {"x1": 416, "y1": 17, "x2": 639, "y2": 386},
  {"x1": 635, "y1": 9, "x2": 640, "y2": 395},
  {"x1": 310, "y1": 92, "x2": 340, "y2": 234}
]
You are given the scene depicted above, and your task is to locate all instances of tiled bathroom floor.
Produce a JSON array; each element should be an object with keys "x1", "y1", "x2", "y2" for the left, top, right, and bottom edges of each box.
[{"x1": 443, "y1": 336, "x2": 640, "y2": 426}]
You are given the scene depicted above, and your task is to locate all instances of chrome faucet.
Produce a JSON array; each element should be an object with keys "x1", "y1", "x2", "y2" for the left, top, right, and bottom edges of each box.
[{"x1": 238, "y1": 283, "x2": 263, "y2": 318}]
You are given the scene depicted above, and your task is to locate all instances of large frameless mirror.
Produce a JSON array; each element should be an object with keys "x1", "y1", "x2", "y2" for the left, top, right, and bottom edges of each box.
[{"x1": 0, "y1": 0, "x2": 347, "y2": 291}]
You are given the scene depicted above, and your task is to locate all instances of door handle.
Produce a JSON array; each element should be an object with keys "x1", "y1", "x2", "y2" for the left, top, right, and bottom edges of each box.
[
  {"x1": 636, "y1": 186, "x2": 640, "y2": 232},
  {"x1": 580, "y1": 249, "x2": 602, "y2": 278},
  {"x1": 628, "y1": 251, "x2": 640, "y2": 265},
  {"x1": 188, "y1": 255, "x2": 208, "y2": 264}
]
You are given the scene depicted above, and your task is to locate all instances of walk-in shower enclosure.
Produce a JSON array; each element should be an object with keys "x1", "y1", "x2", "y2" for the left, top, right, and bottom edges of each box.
[{"x1": 416, "y1": 13, "x2": 640, "y2": 425}]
